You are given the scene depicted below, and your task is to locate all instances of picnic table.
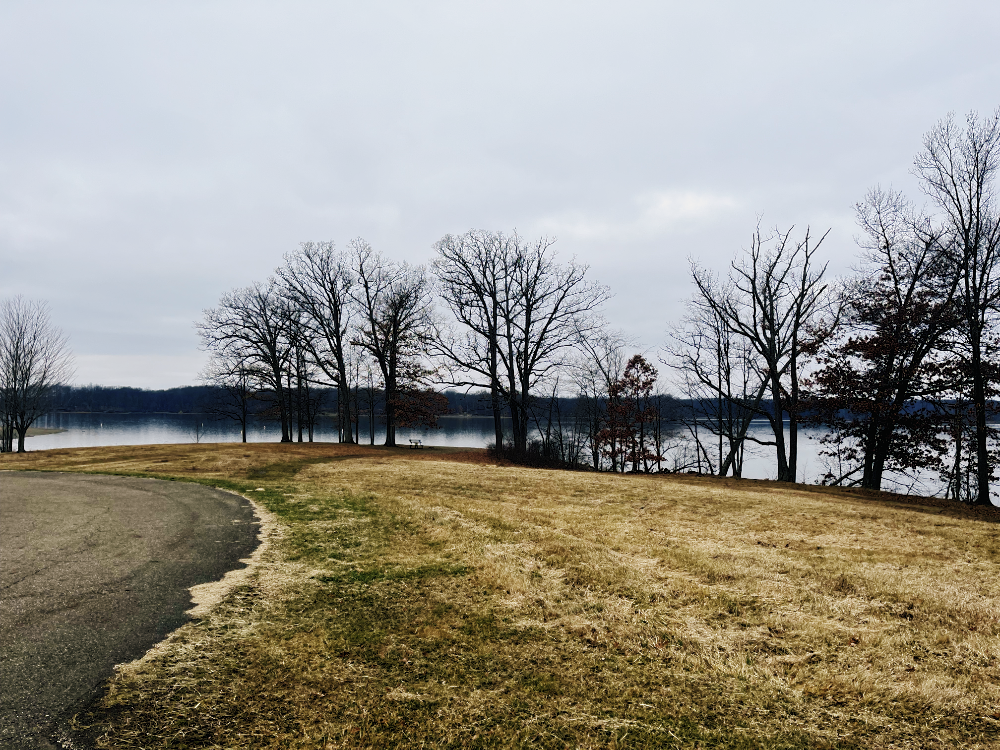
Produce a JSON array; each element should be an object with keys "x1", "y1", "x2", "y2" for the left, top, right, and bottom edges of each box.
[{"x1": 408, "y1": 439, "x2": 423, "y2": 449}]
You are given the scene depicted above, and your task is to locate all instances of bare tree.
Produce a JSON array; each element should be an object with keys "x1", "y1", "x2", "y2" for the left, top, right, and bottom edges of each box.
[
  {"x1": 351, "y1": 240, "x2": 435, "y2": 447},
  {"x1": 667, "y1": 281, "x2": 765, "y2": 478},
  {"x1": 500, "y1": 236, "x2": 610, "y2": 456},
  {"x1": 283, "y1": 309, "x2": 323, "y2": 442},
  {"x1": 573, "y1": 327, "x2": 632, "y2": 469},
  {"x1": 352, "y1": 352, "x2": 382, "y2": 445},
  {"x1": 199, "y1": 349, "x2": 258, "y2": 442},
  {"x1": 198, "y1": 280, "x2": 294, "y2": 442},
  {"x1": 434, "y1": 230, "x2": 609, "y2": 457},
  {"x1": 0, "y1": 297, "x2": 73, "y2": 453},
  {"x1": 279, "y1": 241, "x2": 356, "y2": 442},
  {"x1": 691, "y1": 226, "x2": 832, "y2": 482},
  {"x1": 432, "y1": 230, "x2": 513, "y2": 449},
  {"x1": 932, "y1": 351, "x2": 1000, "y2": 503},
  {"x1": 914, "y1": 109, "x2": 1000, "y2": 504},
  {"x1": 526, "y1": 378, "x2": 592, "y2": 467}
]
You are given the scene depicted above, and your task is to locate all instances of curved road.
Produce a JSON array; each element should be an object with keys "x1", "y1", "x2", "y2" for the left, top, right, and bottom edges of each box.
[{"x1": 0, "y1": 472, "x2": 260, "y2": 749}]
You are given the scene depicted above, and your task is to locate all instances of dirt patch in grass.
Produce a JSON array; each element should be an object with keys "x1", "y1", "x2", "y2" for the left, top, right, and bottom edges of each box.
[{"x1": 4, "y1": 443, "x2": 1000, "y2": 748}]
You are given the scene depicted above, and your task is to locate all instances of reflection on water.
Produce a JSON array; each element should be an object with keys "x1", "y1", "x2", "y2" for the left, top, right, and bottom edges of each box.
[
  {"x1": 26, "y1": 412, "x2": 992, "y2": 498},
  {"x1": 28, "y1": 412, "x2": 833, "y2": 484},
  {"x1": 28, "y1": 412, "x2": 498, "y2": 451}
]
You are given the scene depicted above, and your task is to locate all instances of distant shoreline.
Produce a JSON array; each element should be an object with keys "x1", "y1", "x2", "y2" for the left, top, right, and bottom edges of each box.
[
  {"x1": 42, "y1": 411, "x2": 502, "y2": 419},
  {"x1": 26, "y1": 427, "x2": 67, "y2": 437}
]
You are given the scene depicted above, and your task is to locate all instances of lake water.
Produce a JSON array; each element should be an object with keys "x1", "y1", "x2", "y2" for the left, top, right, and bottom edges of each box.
[
  {"x1": 27, "y1": 412, "x2": 497, "y2": 451},
  {"x1": 21, "y1": 412, "x2": 865, "y2": 484},
  {"x1": 23, "y1": 411, "x2": 993, "y2": 499}
]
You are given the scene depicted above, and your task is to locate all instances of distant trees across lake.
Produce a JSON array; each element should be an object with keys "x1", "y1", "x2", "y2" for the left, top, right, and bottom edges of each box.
[
  {"x1": 51, "y1": 384, "x2": 217, "y2": 414},
  {"x1": 50, "y1": 384, "x2": 530, "y2": 418}
]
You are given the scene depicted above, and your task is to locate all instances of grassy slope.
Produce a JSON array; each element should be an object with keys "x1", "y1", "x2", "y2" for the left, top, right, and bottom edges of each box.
[{"x1": 3, "y1": 443, "x2": 999, "y2": 749}]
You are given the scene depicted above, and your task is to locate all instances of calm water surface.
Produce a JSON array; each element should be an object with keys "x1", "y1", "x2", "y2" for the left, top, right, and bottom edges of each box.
[
  {"x1": 27, "y1": 412, "x2": 841, "y2": 483},
  {"x1": 28, "y1": 413, "x2": 492, "y2": 450},
  {"x1": 26, "y1": 412, "x2": 993, "y2": 498}
]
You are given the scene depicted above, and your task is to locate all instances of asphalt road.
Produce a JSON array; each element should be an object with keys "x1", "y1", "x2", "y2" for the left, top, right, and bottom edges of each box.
[{"x1": 0, "y1": 472, "x2": 260, "y2": 749}]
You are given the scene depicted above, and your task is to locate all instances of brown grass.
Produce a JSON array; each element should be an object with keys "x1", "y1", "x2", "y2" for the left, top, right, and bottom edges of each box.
[{"x1": 4, "y1": 442, "x2": 1000, "y2": 748}]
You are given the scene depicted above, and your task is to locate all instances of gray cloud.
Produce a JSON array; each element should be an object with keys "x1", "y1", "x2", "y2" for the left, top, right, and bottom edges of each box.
[{"x1": 1, "y1": 1, "x2": 997, "y2": 387}]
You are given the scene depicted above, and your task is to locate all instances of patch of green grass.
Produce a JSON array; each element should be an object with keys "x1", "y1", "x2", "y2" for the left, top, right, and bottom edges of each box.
[
  {"x1": 244, "y1": 455, "x2": 350, "y2": 480},
  {"x1": 7, "y1": 445, "x2": 999, "y2": 748},
  {"x1": 72, "y1": 470, "x2": 836, "y2": 748},
  {"x1": 313, "y1": 563, "x2": 471, "y2": 586}
]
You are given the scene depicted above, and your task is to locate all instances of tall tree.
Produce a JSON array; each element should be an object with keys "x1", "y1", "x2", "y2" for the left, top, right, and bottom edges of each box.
[
  {"x1": 198, "y1": 280, "x2": 294, "y2": 442},
  {"x1": 353, "y1": 352, "x2": 382, "y2": 445},
  {"x1": 914, "y1": 109, "x2": 1000, "y2": 504},
  {"x1": 283, "y1": 309, "x2": 323, "y2": 443},
  {"x1": 574, "y1": 327, "x2": 631, "y2": 470},
  {"x1": 199, "y1": 350, "x2": 258, "y2": 442},
  {"x1": 432, "y1": 230, "x2": 512, "y2": 448},
  {"x1": 500, "y1": 235, "x2": 610, "y2": 455},
  {"x1": 932, "y1": 343, "x2": 1000, "y2": 502},
  {"x1": 598, "y1": 354, "x2": 661, "y2": 473},
  {"x1": 0, "y1": 297, "x2": 73, "y2": 453},
  {"x1": 668, "y1": 281, "x2": 764, "y2": 478},
  {"x1": 351, "y1": 240, "x2": 435, "y2": 447},
  {"x1": 691, "y1": 226, "x2": 832, "y2": 482},
  {"x1": 434, "y1": 230, "x2": 609, "y2": 457},
  {"x1": 279, "y1": 241, "x2": 356, "y2": 443},
  {"x1": 807, "y1": 188, "x2": 959, "y2": 489}
]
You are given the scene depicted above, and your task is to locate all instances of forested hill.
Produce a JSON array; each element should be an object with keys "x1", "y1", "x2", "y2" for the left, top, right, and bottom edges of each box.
[
  {"x1": 48, "y1": 385, "x2": 996, "y2": 420},
  {"x1": 52, "y1": 385, "x2": 218, "y2": 413},
  {"x1": 50, "y1": 385, "x2": 507, "y2": 415}
]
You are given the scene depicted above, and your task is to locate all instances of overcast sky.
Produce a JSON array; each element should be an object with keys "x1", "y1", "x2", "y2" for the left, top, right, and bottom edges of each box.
[{"x1": 1, "y1": 1, "x2": 998, "y2": 389}]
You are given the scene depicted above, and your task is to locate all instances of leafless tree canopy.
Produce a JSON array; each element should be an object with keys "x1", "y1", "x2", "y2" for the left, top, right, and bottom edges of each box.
[
  {"x1": 686, "y1": 226, "x2": 833, "y2": 482},
  {"x1": 666, "y1": 286, "x2": 762, "y2": 479},
  {"x1": 913, "y1": 109, "x2": 1000, "y2": 504},
  {"x1": 433, "y1": 230, "x2": 610, "y2": 456},
  {"x1": 0, "y1": 297, "x2": 73, "y2": 452},
  {"x1": 350, "y1": 239, "x2": 435, "y2": 447}
]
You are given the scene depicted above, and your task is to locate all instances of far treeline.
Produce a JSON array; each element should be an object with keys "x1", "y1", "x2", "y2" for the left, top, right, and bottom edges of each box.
[
  {"x1": 2, "y1": 112, "x2": 998, "y2": 504},
  {"x1": 46, "y1": 384, "x2": 521, "y2": 418}
]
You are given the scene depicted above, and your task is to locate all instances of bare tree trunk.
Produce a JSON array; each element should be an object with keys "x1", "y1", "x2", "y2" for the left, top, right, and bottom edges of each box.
[
  {"x1": 351, "y1": 241, "x2": 434, "y2": 449},
  {"x1": 689, "y1": 226, "x2": 831, "y2": 483},
  {"x1": 970, "y1": 332, "x2": 991, "y2": 503},
  {"x1": 915, "y1": 110, "x2": 1000, "y2": 504},
  {"x1": 0, "y1": 297, "x2": 74, "y2": 454}
]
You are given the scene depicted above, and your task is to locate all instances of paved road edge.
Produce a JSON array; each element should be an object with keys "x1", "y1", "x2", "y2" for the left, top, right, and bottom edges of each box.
[
  {"x1": 112, "y1": 488, "x2": 280, "y2": 674},
  {"x1": 50, "y1": 486, "x2": 282, "y2": 750}
]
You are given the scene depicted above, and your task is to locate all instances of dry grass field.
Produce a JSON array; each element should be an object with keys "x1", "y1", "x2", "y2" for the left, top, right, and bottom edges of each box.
[{"x1": 3, "y1": 443, "x2": 1000, "y2": 748}]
